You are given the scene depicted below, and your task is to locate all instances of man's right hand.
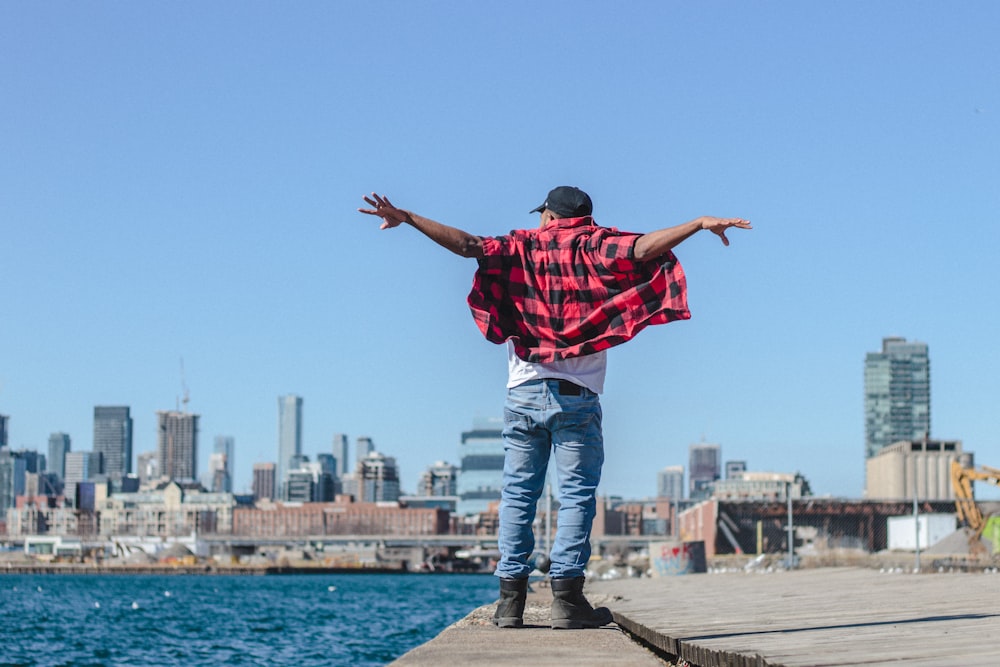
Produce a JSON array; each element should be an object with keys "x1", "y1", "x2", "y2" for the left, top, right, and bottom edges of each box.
[{"x1": 358, "y1": 193, "x2": 411, "y2": 230}]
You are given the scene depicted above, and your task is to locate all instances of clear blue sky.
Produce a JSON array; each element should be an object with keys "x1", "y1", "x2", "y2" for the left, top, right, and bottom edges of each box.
[{"x1": 2, "y1": 2, "x2": 998, "y2": 499}]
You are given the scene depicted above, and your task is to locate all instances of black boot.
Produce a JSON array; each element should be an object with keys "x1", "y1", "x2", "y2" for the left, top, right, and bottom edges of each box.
[
  {"x1": 550, "y1": 577, "x2": 613, "y2": 629},
  {"x1": 492, "y1": 578, "x2": 528, "y2": 628}
]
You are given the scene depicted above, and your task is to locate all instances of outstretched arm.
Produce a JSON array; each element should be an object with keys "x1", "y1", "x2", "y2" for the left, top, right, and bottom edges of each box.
[
  {"x1": 633, "y1": 216, "x2": 752, "y2": 261},
  {"x1": 358, "y1": 193, "x2": 484, "y2": 258}
]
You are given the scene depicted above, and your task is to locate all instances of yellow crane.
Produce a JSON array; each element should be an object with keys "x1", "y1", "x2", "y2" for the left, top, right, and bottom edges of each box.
[{"x1": 950, "y1": 460, "x2": 1000, "y2": 554}]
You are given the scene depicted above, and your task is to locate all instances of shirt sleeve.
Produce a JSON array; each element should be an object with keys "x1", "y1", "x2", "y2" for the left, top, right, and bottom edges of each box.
[
  {"x1": 478, "y1": 234, "x2": 514, "y2": 275},
  {"x1": 586, "y1": 227, "x2": 643, "y2": 274}
]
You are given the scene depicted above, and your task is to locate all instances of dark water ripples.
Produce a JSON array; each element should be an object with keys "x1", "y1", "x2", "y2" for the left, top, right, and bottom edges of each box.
[{"x1": 0, "y1": 573, "x2": 497, "y2": 667}]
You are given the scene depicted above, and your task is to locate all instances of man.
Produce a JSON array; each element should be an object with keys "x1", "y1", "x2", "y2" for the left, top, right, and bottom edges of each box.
[{"x1": 359, "y1": 186, "x2": 750, "y2": 629}]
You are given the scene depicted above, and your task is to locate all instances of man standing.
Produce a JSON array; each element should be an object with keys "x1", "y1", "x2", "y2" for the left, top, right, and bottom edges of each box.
[{"x1": 359, "y1": 187, "x2": 750, "y2": 629}]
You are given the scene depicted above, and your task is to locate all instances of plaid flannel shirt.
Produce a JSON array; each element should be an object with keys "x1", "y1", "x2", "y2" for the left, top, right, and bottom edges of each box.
[{"x1": 467, "y1": 216, "x2": 691, "y2": 363}]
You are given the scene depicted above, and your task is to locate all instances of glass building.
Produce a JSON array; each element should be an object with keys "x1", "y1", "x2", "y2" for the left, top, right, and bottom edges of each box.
[
  {"x1": 93, "y1": 406, "x2": 133, "y2": 480},
  {"x1": 48, "y1": 432, "x2": 72, "y2": 481},
  {"x1": 656, "y1": 465, "x2": 685, "y2": 500},
  {"x1": 457, "y1": 418, "x2": 504, "y2": 515},
  {"x1": 277, "y1": 395, "x2": 303, "y2": 490},
  {"x1": 864, "y1": 337, "x2": 930, "y2": 459}
]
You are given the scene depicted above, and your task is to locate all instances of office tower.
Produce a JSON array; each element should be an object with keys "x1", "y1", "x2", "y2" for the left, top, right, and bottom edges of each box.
[
  {"x1": 63, "y1": 450, "x2": 101, "y2": 508},
  {"x1": 284, "y1": 464, "x2": 316, "y2": 503},
  {"x1": 0, "y1": 414, "x2": 8, "y2": 448},
  {"x1": 332, "y1": 433, "x2": 349, "y2": 477},
  {"x1": 0, "y1": 448, "x2": 26, "y2": 515},
  {"x1": 420, "y1": 461, "x2": 459, "y2": 496},
  {"x1": 689, "y1": 442, "x2": 721, "y2": 500},
  {"x1": 315, "y1": 453, "x2": 338, "y2": 499},
  {"x1": 212, "y1": 436, "x2": 235, "y2": 493},
  {"x1": 355, "y1": 436, "x2": 374, "y2": 468},
  {"x1": 726, "y1": 460, "x2": 747, "y2": 480},
  {"x1": 864, "y1": 337, "x2": 931, "y2": 459},
  {"x1": 156, "y1": 410, "x2": 199, "y2": 481},
  {"x1": 136, "y1": 451, "x2": 159, "y2": 485},
  {"x1": 277, "y1": 395, "x2": 303, "y2": 490},
  {"x1": 656, "y1": 465, "x2": 685, "y2": 500},
  {"x1": 207, "y1": 452, "x2": 228, "y2": 493},
  {"x1": 93, "y1": 406, "x2": 133, "y2": 480},
  {"x1": 15, "y1": 449, "x2": 46, "y2": 474},
  {"x1": 457, "y1": 418, "x2": 504, "y2": 515},
  {"x1": 253, "y1": 462, "x2": 276, "y2": 501},
  {"x1": 48, "y1": 433, "x2": 71, "y2": 481},
  {"x1": 358, "y1": 451, "x2": 400, "y2": 502},
  {"x1": 65, "y1": 451, "x2": 101, "y2": 482}
]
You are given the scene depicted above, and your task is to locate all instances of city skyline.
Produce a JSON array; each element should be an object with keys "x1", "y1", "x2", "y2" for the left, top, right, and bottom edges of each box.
[{"x1": 3, "y1": 3, "x2": 999, "y2": 501}]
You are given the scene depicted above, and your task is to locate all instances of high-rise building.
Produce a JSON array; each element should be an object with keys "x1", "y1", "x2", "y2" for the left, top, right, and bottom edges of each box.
[
  {"x1": 457, "y1": 418, "x2": 504, "y2": 515},
  {"x1": 48, "y1": 433, "x2": 72, "y2": 481},
  {"x1": 358, "y1": 451, "x2": 400, "y2": 502},
  {"x1": 332, "y1": 433, "x2": 350, "y2": 477},
  {"x1": 0, "y1": 415, "x2": 9, "y2": 448},
  {"x1": 0, "y1": 448, "x2": 26, "y2": 515},
  {"x1": 156, "y1": 411, "x2": 199, "y2": 481},
  {"x1": 864, "y1": 337, "x2": 931, "y2": 459},
  {"x1": 315, "y1": 453, "x2": 339, "y2": 499},
  {"x1": 656, "y1": 465, "x2": 685, "y2": 500},
  {"x1": 420, "y1": 461, "x2": 459, "y2": 496},
  {"x1": 64, "y1": 450, "x2": 101, "y2": 508},
  {"x1": 212, "y1": 436, "x2": 235, "y2": 493},
  {"x1": 689, "y1": 442, "x2": 721, "y2": 500},
  {"x1": 93, "y1": 406, "x2": 133, "y2": 480},
  {"x1": 65, "y1": 451, "x2": 100, "y2": 481},
  {"x1": 277, "y1": 395, "x2": 303, "y2": 489},
  {"x1": 136, "y1": 451, "x2": 159, "y2": 485},
  {"x1": 253, "y1": 462, "x2": 276, "y2": 502},
  {"x1": 355, "y1": 436, "x2": 374, "y2": 468}
]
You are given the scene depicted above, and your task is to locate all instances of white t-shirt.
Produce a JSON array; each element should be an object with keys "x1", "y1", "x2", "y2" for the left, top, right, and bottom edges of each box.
[{"x1": 506, "y1": 340, "x2": 607, "y2": 394}]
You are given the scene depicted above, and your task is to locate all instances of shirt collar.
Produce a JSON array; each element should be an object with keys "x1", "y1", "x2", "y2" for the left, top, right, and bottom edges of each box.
[{"x1": 543, "y1": 215, "x2": 595, "y2": 230}]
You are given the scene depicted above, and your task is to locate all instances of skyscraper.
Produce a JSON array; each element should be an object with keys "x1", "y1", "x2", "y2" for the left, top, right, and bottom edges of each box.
[
  {"x1": 864, "y1": 337, "x2": 931, "y2": 459},
  {"x1": 355, "y1": 436, "x2": 374, "y2": 468},
  {"x1": 656, "y1": 465, "x2": 685, "y2": 500},
  {"x1": 332, "y1": 433, "x2": 350, "y2": 477},
  {"x1": 358, "y1": 451, "x2": 401, "y2": 502},
  {"x1": 253, "y1": 462, "x2": 276, "y2": 501},
  {"x1": 212, "y1": 436, "x2": 235, "y2": 493},
  {"x1": 457, "y1": 418, "x2": 504, "y2": 515},
  {"x1": 63, "y1": 450, "x2": 101, "y2": 508},
  {"x1": 156, "y1": 410, "x2": 199, "y2": 481},
  {"x1": 277, "y1": 395, "x2": 303, "y2": 489},
  {"x1": 689, "y1": 442, "x2": 721, "y2": 500},
  {"x1": 420, "y1": 460, "x2": 460, "y2": 496},
  {"x1": 0, "y1": 414, "x2": 8, "y2": 448},
  {"x1": 93, "y1": 406, "x2": 133, "y2": 480},
  {"x1": 0, "y1": 448, "x2": 26, "y2": 515},
  {"x1": 48, "y1": 433, "x2": 72, "y2": 480}
]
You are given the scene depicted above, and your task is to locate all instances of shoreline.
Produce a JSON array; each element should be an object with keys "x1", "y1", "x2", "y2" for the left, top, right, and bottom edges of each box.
[{"x1": 1, "y1": 563, "x2": 493, "y2": 576}]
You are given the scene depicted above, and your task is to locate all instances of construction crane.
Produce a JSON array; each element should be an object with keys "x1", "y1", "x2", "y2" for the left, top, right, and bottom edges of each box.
[
  {"x1": 950, "y1": 460, "x2": 1000, "y2": 552},
  {"x1": 178, "y1": 357, "x2": 190, "y2": 413}
]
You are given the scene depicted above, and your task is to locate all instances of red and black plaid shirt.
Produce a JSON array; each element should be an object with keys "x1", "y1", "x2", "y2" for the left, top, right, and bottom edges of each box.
[{"x1": 467, "y1": 216, "x2": 690, "y2": 363}]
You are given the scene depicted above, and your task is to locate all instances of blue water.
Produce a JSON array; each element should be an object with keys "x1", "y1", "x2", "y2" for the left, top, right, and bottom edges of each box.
[{"x1": 0, "y1": 573, "x2": 498, "y2": 667}]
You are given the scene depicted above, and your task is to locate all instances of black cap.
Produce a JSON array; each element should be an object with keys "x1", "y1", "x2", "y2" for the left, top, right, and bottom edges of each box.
[{"x1": 529, "y1": 186, "x2": 593, "y2": 218}]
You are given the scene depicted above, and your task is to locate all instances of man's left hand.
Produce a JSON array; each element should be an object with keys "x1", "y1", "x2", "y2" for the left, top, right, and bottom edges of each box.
[{"x1": 358, "y1": 193, "x2": 410, "y2": 230}]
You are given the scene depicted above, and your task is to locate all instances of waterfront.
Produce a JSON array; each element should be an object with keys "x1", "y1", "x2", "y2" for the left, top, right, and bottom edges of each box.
[{"x1": 0, "y1": 573, "x2": 497, "y2": 667}]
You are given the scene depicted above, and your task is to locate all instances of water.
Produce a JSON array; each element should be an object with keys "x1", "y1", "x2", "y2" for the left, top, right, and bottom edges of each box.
[{"x1": 0, "y1": 573, "x2": 498, "y2": 667}]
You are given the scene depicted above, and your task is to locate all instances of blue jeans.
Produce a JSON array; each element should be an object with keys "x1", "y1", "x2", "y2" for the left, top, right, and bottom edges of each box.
[{"x1": 496, "y1": 379, "x2": 604, "y2": 580}]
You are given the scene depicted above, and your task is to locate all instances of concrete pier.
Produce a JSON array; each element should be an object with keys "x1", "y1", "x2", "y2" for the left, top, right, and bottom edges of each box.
[{"x1": 392, "y1": 567, "x2": 1000, "y2": 666}]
